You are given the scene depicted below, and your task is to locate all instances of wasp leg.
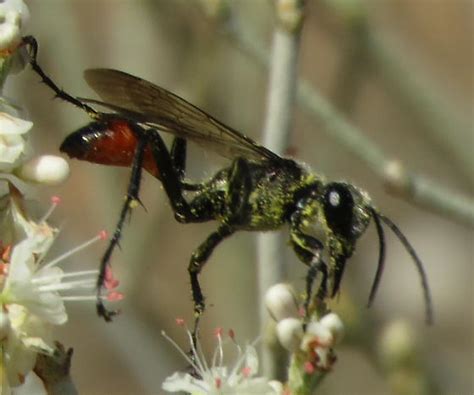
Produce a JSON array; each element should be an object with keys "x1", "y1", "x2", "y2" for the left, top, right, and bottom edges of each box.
[
  {"x1": 149, "y1": 130, "x2": 208, "y2": 222},
  {"x1": 189, "y1": 224, "x2": 236, "y2": 339},
  {"x1": 23, "y1": 36, "x2": 98, "y2": 117},
  {"x1": 290, "y1": 236, "x2": 328, "y2": 317},
  {"x1": 170, "y1": 137, "x2": 204, "y2": 192},
  {"x1": 170, "y1": 137, "x2": 186, "y2": 180},
  {"x1": 290, "y1": 214, "x2": 328, "y2": 320},
  {"x1": 97, "y1": 124, "x2": 148, "y2": 321},
  {"x1": 188, "y1": 158, "x2": 252, "y2": 340}
]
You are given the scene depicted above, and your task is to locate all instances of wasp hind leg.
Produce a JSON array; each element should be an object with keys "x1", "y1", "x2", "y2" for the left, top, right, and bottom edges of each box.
[{"x1": 97, "y1": 124, "x2": 149, "y2": 320}]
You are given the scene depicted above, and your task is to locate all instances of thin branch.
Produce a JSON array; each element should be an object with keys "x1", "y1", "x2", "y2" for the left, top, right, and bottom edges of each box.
[
  {"x1": 257, "y1": 0, "x2": 305, "y2": 379},
  {"x1": 366, "y1": 31, "x2": 473, "y2": 183}
]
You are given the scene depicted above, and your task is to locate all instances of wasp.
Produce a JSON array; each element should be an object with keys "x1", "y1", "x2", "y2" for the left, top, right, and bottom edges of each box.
[{"x1": 23, "y1": 36, "x2": 433, "y2": 330}]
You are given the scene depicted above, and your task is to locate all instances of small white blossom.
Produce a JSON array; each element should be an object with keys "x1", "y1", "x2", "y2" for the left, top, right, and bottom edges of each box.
[
  {"x1": 14, "y1": 155, "x2": 70, "y2": 185},
  {"x1": 267, "y1": 283, "x2": 343, "y2": 374},
  {"x1": 276, "y1": 318, "x2": 303, "y2": 352},
  {"x1": 319, "y1": 312, "x2": 344, "y2": 345},
  {"x1": 162, "y1": 324, "x2": 282, "y2": 395},
  {"x1": 265, "y1": 283, "x2": 300, "y2": 322},
  {"x1": 0, "y1": 111, "x2": 32, "y2": 171},
  {"x1": 0, "y1": 0, "x2": 29, "y2": 52},
  {"x1": 300, "y1": 321, "x2": 335, "y2": 371}
]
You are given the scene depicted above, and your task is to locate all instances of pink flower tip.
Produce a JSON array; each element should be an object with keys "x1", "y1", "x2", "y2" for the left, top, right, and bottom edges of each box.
[
  {"x1": 175, "y1": 318, "x2": 185, "y2": 326},
  {"x1": 107, "y1": 291, "x2": 124, "y2": 302},
  {"x1": 228, "y1": 328, "x2": 235, "y2": 340},
  {"x1": 304, "y1": 361, "x2": 315, "y2": 374},
  {"x1": 241, "y1": 366, "x2": 252, "y2": 378},
  {"x1": 51, "y1": 195, "x2": 61, "y2": 205},
  {"x1": 214, "y1": 378, "x2": 222, "y2": 389},
  {"x1": 104, "y1": 266, "x2": 120, "y2": 290},
  {"x1": 98, "y1": 230, "x2": 108, "y2": 240},
  {"x1": 213, "y1": 327, "x2": 224, "y2": 338},
  {"x1": 105, "y1": 278, "x2": 120, "y2": 290}
]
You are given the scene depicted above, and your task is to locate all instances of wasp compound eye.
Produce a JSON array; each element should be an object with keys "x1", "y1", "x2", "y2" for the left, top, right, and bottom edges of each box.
[{"x1": 323, "y1": 183, "x2": 355, "y2": 239}]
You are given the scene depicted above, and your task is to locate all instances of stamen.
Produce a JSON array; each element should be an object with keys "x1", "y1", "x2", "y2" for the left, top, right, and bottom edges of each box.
[
  {"x1": 106, "y1": 291, "x2": 124, "y2": 302},
  {"x1": 61, "y1": 296, "x2": 98, "y2": 301},
  {"x1": 192, "y1": 327, "x2": 209, "y2": 373},
  {"x1": 38, "y1": 278, "x2": 96, "y2": 292},
  {"x1": 42, "y1": 231, "x2": 106, "y2": 271},
  {"x1": 161, "y1": 330, "x2": 201, "y2": 374},
  {"x1": 98, "y1": 230, "x2": 108, "y2": 241},
  {"x1": 32, "y1": 269, "x2": 98, "y2": 284},
  {"x1": 39, "y1": 196, "x2": 61, "y2": 223},
  {"x1": 215, "y1": 327, "x2": 224, "y2": 368}
]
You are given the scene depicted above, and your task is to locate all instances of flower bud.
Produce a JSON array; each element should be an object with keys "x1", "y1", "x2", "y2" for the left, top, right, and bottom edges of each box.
[
  {"x1": 265, "y1": 283, "x2": 299, "y2": 321},
  {"x1": 302, "y1": 322, "x2": 333, "y2": 350},
  {"x1": 15, "y1": 155, "x2": 70, "y2": 185},
  {"x1": 319, "y1": 312, "x2": 345, "y2": 345},
  {"x1": 276, "y1": 317, "x2": 303, "y2": 351}
]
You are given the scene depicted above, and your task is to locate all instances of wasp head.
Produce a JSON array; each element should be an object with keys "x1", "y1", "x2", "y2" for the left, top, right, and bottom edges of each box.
[
  {"x1": 319, "y1": 182, "x2": 372, "y2": 297},
  {"x1": 319, "y1": 182, "x2": 433, "y2": 324}
]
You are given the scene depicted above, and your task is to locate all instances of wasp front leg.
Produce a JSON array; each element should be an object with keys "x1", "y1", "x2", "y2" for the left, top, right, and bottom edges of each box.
[{"x1": 290, "y1": 212, "x2": 328, "y2": 320}]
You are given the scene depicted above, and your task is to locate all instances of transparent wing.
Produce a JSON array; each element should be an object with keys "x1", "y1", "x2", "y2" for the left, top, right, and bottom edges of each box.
[{"x1": 82, "y1": 68, "x2": 279, "y2": 161}]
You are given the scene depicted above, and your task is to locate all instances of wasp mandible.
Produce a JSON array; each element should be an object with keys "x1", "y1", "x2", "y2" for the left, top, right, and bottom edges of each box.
[{"x1": 23, "y1": 36, "x2": 433, "y2": 331}]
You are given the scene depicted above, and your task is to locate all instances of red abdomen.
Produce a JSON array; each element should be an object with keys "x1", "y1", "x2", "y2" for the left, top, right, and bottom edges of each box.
[{"x1": 60, "y1": 119, "x2": 159, "y2": 178}]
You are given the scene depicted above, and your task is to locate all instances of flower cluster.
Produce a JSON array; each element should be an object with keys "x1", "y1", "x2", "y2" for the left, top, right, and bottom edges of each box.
[
  {"x1": 0, "y1": 189, "x2": 121, "y2": 394},
  {"x1": 265, "y1": 283, "x2": 344, "y2": 389},
  {"x1": 0, "y1": 0, "x2": 69, "y2": 188},
  {"x1": 162, "y1": 320, "x2": 283, "y2": 395},
  {"x1": 0, "y1": 2, "x2": 122, "y2": 393}
]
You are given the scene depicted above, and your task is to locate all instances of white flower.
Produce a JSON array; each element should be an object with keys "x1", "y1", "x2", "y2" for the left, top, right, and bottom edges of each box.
[
  {"x1": 162, "y1": 325, "x2": 282, "y2": 395},
  {"x1": 0, "y1": 192, "x2": 122, "y2": 390},
  {"x1": 0, "y1": 0, "x2": 29, "y2": 52},
  {"x1": 0, "y1": 111, "x2": 32, "y2": 171}
]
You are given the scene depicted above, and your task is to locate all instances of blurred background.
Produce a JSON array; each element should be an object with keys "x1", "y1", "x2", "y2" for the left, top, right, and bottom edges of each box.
[{"x1": 7, "y1": 0, "x2": 472, "y2": 394}]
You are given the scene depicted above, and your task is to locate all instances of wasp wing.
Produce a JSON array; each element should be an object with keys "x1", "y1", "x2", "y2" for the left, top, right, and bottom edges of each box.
[{"x1": 83, "y1": 68, "x2": 279, "y2": 162}]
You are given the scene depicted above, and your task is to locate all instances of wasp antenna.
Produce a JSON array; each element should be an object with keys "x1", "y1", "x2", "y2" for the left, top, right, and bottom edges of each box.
[
  {"x1": 379, "y1": 214, "x2": 434, "y2": 325},
  {"x1": 367, "y1": 209, "x2": 386, "y2": 308}
]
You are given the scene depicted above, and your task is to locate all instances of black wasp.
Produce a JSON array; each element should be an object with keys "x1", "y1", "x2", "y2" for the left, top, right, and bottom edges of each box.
[{"x1": 23, "y1": 36, "x2": 433, "y2": 330}]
